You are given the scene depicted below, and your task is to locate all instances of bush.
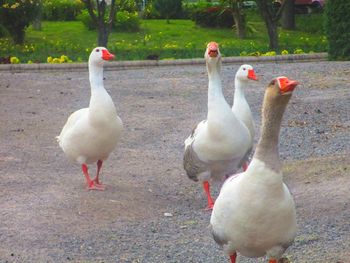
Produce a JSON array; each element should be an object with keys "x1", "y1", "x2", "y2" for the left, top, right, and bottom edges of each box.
[
  {"x1": 42, "y1": 0, "x2": 84, "y2": 21},
  {"x1": 0, "y1": 0, "x2": 41, "y2": 44},
  {"x1": 78, "y1": 9, "x2": 140, "y2": 32},
  {"x1": 192, "y1": 6, "x2": 234, "y2": 28},
  {"x1": 115, "y1": 11, "x2": 140, "y2": 32},
  {"x1": 0, "y1": 24, "x2": 7, "y2": 37},
  {"x1": 324, "y1": 0, "x2": 350, "y2": 60},
  {"x1": 142, "y1": 2, "x2": 161, "y2": 19},
  {"x1": 153, "y1": 0, "x2": 183, "y2": 20},
  {"x1": 77, "y1": 9, "x2": 95, "y2": 30},
  {"x1": 117, "y1": 0, "x2": 137, "y2": 12}
]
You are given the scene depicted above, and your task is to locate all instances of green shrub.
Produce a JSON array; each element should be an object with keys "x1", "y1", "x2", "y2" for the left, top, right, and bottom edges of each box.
[
  {"x1": 42, "y1": 0, "x2": 84, "y2": 21},
  {"x1": 115, "y1": 11, "x2": 140, "y2": 32},
  {"x1": 77, "y1": 9, "x2": 95, "y2": 30},
  {"x1": 154, "y1": 0, "x2": 183, "y2": 20},
  {"x1": 0, "y1": 24, "x2": 7, "y2": 37},
  {"x1": 192, "y1": 6, "x2": 234, "y2": 28},
  {"x1": 142, "y1": 2, "x2": 161, "y2": 19},
  {"x1": 117, "y1": 0, "x2": 137, "y2": 12},
  {"x1": 325, "y1": 0, "x2": 350, "y2": 60},
  {"x1": 0, "y1": 0, "x2": 41, "y2": 44},
  {"x1": 78, "y1": 9, "x2": 140, "y2": 32}
]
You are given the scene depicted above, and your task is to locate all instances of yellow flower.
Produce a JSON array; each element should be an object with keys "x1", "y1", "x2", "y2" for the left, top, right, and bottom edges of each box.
[
  {"x1": 10, "y1": 3, "x2": 20, "y2": 9},
  {"x1": 281, "y1": 50, "x2": 289, "y2": 55},
  {"x1": 263, "y1": 51, "x2": 276, "y2": 56},
  {"x1": 294, "y1": 48, "x2": 304, "y2": 54},
  {"x1": 27, "y1": 60, "x2": 33, "y2": 64},
  {"x1": 47, "y1": 56, "x2": 53, "y2": 63},
  {"x1": 10, "y1": 56, "x2": 20, "y2": 64},
  {"x1": 60, "y1": 55, "x2": 69, "y2": 63},
  {"x1": 52, "y1": 58, "x2": 61, "y2": 63}
]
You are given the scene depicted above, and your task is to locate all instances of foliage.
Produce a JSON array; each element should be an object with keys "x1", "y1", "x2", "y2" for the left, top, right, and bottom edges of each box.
[
  {"x1": 296, "y1": 13, "x2": 324, "y2": 34},
  {"x1": 142, "y1": 1, "x2": 160, "y2": 19},
  {"x1": 115, "y1": 11, "x2": 140, "y2": 32},
  {"x1": 0, "y1": 14, "x2": 328, "y2": 63},
  {"x1": 78, "y1": 10, "x2": 140, "y2": 32},
  {"x1": 192, "y1": 6, "x2": 234, "y2": 28},
  {"x1": 0, "y1": 0, "x2": 41, "y2": 44},
  {"x1": 42, "y1": 0, "x2": 84, "y2": 21},
  {"x1": 77, "y1": 9, "x2": 96, "y2": 30},
  {"x1": 116, "y1": 0, "x2": 138, "y2": 12},
  {"x1": 324, "y1": 0, "x2": 350, "y2": 60},
  {"x1": 153, "y1": 0, "x2": 183, "y2": 21}
]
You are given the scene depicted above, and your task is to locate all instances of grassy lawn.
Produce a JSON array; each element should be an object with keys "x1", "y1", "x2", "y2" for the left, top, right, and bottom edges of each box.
[{"x1": 0, "y1": 12, "x2": 327, "y2": 63}]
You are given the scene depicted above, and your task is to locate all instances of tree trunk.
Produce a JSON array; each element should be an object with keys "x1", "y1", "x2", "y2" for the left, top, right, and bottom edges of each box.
[
  {"x1": 233, "y1": 9, "x2": 246, "y2": 39},
  {"x1": 33, "y1": 0, "x2": 42, "y2": 31},
  {"x1": 266, "y1": 19, "x2": 278, "y2": 50},
  {"x1": 256, "y1": 0, "x2": 286, "y2": 50},
  {"x1": 83, "y1": 0, "x2": 117, "y2": 48},
  {"x1": 230, "y1": 0, "x2": 246, "y2": 39},
  {"x1": 282, "y1": 0, "x2": 295, "y2": 30},
  {"x1": 97, "y1": 22, "x2": 109, "y2": 47}
]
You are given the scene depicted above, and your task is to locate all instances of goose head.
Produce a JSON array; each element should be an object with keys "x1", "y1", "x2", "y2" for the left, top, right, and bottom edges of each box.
[
  {"x1": 235, "y1": 64, "x2": 258, "y2": 82},
  {"x1": 263, "y1": 76, "x2": 299, "y2": 112},
  {"x1": 205, "y1": 41, "x2": 221, "y2": 73},
  {"x1": 269, "y1": 76, "x2": 299, "y2": 96},
  {"x1": 88, "y1": 47, "x2": 115, "y2": 66}
]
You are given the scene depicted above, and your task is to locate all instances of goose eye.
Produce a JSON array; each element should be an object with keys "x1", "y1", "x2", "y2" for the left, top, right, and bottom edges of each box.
[{"x1": 96, "y1": 49, "x2": 100, "y2": 52}]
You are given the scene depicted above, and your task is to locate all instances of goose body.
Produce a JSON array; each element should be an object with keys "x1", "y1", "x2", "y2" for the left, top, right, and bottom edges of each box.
[
  {"x1": 210, "y1": 77, "x2": 299, "y2": 262},
  {"x1": 232, "y1": 64, "x2": 257, "y2": 145},
  {"x1": 183, "y1": 42, "x2": 257, "y2": 209},
  {"x1": 57, "y1": 47, "x2": 123, "y2": 190}
]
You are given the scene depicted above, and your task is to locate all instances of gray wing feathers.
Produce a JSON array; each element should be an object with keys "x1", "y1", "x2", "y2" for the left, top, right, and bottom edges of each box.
[{"x1": 183, "y1": 143, "x2": 208, "y2": 182}]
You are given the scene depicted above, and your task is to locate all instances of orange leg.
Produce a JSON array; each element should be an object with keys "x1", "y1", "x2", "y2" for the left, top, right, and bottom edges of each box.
[
  {"x1": 203, "y1": 181, "x2": 214, "y2": 210},
  {"x1": 269, "y1": 259, "x2": 277, "y2": 263},
  {"x1": 230, "y1": 252, "x2": 237, "y2": 263},
  {"x1": 93, "y1": 160, "x2": 102, "y2": 183},
  {"x1": 242, "y1": 161, "x2": 249, "y2": 171},
  {"x1": 82, "y1": 163, "x2": 105, "y2": 191}
]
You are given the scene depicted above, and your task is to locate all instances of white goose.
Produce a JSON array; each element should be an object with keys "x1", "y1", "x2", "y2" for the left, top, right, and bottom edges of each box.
[
  {"x1": 183, "y1": 42, "x2": 256, "y2": 209},
  {"x1": 57, "y1": 47, "x2": 123, "y2": 190},
  {"x1": 210, "y1": 76, "x2": 299, "y2": 263},
  {"x1": 232, "y1": 64, "x2": 258, "y2": 170}
]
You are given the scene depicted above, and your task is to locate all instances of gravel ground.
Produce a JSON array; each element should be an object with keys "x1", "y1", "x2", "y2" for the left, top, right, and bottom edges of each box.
[{"x1": 0, "y1": 60, "x2": 349, "y2": 263}]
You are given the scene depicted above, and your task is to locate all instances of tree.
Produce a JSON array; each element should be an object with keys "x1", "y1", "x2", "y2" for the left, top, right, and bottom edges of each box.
[
  {"x1": 154, "y1": 0, "x2": 182, "y2": 23},
  {"x1": 255, "y1": 0, "x2": 286, "y2": 50},
  {"x1": 82, "y1": 0, "x2": 117, "y2": 47},
  {"x1": 222, "y1": 0, "x2": 246, "y2": 39},
  {"x1": 325, "y1": 0, "x2": 350, "y2": 60},
  {"x1": 0, "y1": 0, "x2": 40, "y2": 44},
  {"x1": 281, "y1": 0, "x2": 295, "y2": 30}
]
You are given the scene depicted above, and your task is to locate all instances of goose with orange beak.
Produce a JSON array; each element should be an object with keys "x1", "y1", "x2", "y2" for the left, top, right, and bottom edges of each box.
[
  {"x1": 183, "y1": 42, "x2": 255, "y2": 210},
  {"x1": 210, "y1": 76, "x2": 299, "y2": 262}
]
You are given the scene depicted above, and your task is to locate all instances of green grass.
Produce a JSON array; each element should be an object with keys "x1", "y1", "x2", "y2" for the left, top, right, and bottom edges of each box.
[{"x1": 0, "y1": 12, "x2": 328, "y2": 63}]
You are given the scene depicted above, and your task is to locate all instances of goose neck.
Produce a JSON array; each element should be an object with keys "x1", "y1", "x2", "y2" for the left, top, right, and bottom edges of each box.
[
  {"x1": 233, "y1": 78, "x2": 246, "y2": 104},
  {"x1": 253, "y1": 93, "x2": 291, "y2": 172},
  {"x1": 89, "y1": 62, "x2": 104, "y2": 88},
  {"x1": 207, "y1": 72, "x2": 224, "y2": 102}
]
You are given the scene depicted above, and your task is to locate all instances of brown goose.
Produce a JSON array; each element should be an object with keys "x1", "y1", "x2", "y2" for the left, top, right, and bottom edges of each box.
[{"x1": 210, "y1": 76, "x2": 299, "y2": 262}]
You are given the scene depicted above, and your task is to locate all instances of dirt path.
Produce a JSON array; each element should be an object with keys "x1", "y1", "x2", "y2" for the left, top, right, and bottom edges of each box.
[{"x1": 0, "y1": 60, "x2": 349, "y2": 263}]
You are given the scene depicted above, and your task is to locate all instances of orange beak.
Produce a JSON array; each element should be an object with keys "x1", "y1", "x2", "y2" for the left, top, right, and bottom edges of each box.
[
  {"x1": 248, "y1": 69, "x2": 258, "y2": 81},
  {"x1": 102, "y1": 49, "x2": 115, "y2": 61},
  {"x1": 277, "y1": 77, "x2": 299, "y2": 94},
  {"x1": 207, "y1": 42, "x2": 219, "y2": 58}
]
